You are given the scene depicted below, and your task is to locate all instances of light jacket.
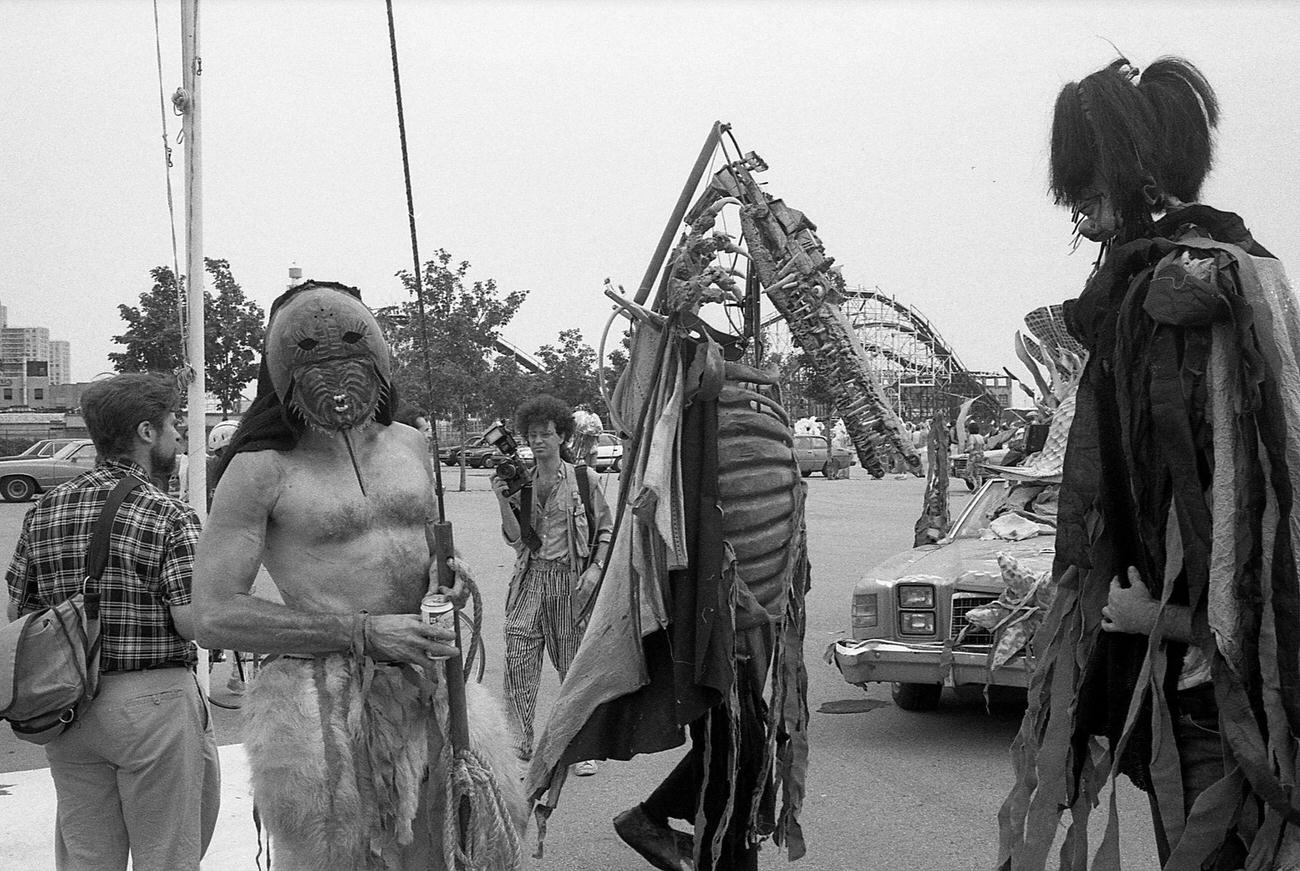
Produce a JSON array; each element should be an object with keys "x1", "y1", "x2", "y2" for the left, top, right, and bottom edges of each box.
[{"x1": 502, "y1": 461, "x2": 613, "y2": 608}]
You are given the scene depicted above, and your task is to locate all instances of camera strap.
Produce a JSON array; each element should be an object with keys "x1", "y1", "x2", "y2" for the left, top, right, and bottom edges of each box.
[{"x1": 518, "y1": 484, "x2": 542, "y2": 552}]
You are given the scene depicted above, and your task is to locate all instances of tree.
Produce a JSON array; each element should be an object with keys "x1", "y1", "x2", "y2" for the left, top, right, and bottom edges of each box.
[
  {"x1": 205, "y1": 259, "x2": 266, "y2": 415},
  {"x1": 535, "y1": 328, "x2": 601, "y2": 411},
  {"x1": 110, "y1": 259, "x2": 265, "y2": 415},
  {"x1": 390, "y1": 249, "x2": 528, "y2": 489},
  {"x1": 774, "y1": 349, "x2": 836, "y2": 417},
  {"x1": 604, "y1": 326, "x2": 631, "y2": 400},
  {"x1": 482, "y1": 356, "x2": 540, "y2": 424}
]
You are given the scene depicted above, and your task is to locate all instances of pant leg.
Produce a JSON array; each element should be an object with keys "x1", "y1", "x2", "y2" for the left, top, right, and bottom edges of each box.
[
  {"x1": 45, "y1": 729, "x2": 130, "y2": 871},
  {"x1": 1174, "y1": 683, "x2": 1247, "y2": 871},
  {"x1": 642, "y1": 734, "x2": 704, "y2": 825},
  {"x1": 504, "y1": 566, "x2": 547, "y2": 754},
  {"x1": 106, "y1": 669, "x2": 219, "y2": 871},
  {"x1": 541, "y1": 566, "x2": 585, "y2": 681}
]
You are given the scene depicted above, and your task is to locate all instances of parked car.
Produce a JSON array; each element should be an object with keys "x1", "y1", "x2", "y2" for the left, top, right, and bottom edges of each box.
[
  {"x1": 439, "y1": 434, "x2": 489, "y2": 467},
  {"x1": 827, "y1": 477, "x2": 1058, "y2": 710},
  {"x1": 591, "y1": 432, "x2": 623, "y2": 472},
  {"x1": 950, "y1": 447, "x2": 1012, "y2": 488},
  {"x1": 481, "y1": 443, "x2": 532, "y2": 469},
  {"x1": 0, "y1": 439, "x2": 98, "y2": 502},
  {"x1": 0, "y1": 438, "x2": 81, "y2": 462},
  {"x1": 792, "y1": 434, "x2": 854, "y2": 478}
]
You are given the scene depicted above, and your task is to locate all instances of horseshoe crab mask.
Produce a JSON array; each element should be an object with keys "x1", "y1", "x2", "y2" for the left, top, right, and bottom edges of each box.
[{"x1": 264, "y1": 283, "x2": 392, "y2": 432}]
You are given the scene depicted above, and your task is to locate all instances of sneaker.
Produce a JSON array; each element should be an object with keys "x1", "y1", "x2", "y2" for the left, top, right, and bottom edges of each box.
[
  {"x1": 573, "y1": 760, "x2": 599, "y2": 777},
  {"x1": 226, "y1": 676, "x2": 246, "y2": 694}
]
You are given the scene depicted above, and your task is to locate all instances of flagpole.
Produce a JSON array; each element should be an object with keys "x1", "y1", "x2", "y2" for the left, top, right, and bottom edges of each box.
[{"x1": 181, "y1": 0, "x2": 209, "y2": 693}]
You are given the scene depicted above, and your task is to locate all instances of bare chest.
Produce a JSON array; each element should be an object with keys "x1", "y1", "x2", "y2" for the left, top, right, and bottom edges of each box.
[{"x1": 270, "y1": 447, "x2": 429, "y2": 543}]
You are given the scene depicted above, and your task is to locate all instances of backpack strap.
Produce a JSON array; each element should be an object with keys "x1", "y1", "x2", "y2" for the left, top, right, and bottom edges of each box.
[
  {"x1": 517, "y1": 484, "x2": 541, "y2": 552},
  {"x1": 80, "y1": 474, "x2": 146, "y2": 695},
  {"x1": 574, "y1": 464, "x2": 596, "y2": 551}
]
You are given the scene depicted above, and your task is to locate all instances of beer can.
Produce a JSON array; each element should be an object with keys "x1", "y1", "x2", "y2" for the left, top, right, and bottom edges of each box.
[{"x1": 420, "y1": 593, "x2": 456, "y2": 636}]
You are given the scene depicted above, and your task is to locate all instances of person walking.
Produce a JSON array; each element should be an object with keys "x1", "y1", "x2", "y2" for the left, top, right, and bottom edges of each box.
[{"x1": 492, "y1": 394, "x2": 613, "y2": 775}]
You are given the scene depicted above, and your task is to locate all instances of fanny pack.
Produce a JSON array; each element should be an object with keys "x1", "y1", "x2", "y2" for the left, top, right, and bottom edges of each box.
[{"x1": 0, "y1": 475, "x2": 144, "y2": 744}]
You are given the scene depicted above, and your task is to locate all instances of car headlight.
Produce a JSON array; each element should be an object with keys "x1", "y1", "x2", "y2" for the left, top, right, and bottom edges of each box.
[
  {"x1": 852, "y1": 593, "x2": 878, "y2": 628},
  {"x1": 897, "y1": 584, "x2": 935, "y2": 609},
  {"x1": 899, "y1": 611, "x2": 936, "y2": 635}
]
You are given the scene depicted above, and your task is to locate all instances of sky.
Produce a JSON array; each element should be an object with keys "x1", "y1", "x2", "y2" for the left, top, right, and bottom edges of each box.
[{"x1": 3, "y1": 0, "x2": 1299, "y2": 389}]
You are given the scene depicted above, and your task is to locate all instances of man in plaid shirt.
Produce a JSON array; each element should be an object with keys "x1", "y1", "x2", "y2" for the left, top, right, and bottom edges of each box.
[{"x1": 5, "y1": 373, "x2": 219, "y2": 870}]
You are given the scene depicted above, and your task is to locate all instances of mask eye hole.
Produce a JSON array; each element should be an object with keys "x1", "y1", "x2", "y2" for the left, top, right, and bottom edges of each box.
[
  {"x1": 342, "y1": 331, "x2": 363, "y2": 344},
  {"x1": 297, "y1": 337, "x2": 319, "y2": 351}
]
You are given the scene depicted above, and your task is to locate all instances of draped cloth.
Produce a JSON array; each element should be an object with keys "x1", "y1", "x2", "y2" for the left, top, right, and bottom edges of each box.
[
  {"x1": 526, "y1": 316, "x2": 809, "y2": 865},
  {"x1": 998, "y1": 206, "x2": 1300, "y2": 870}
]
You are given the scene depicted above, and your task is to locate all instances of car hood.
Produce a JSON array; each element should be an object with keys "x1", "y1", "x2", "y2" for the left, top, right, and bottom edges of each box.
[{"x1": 866, "y1": 535, "x2": 1056, "y2": 591}]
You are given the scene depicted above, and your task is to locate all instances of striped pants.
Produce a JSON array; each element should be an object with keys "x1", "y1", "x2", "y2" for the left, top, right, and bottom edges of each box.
[{"x1": 503, "y1": 557, "x2": 585, "y2": 755}]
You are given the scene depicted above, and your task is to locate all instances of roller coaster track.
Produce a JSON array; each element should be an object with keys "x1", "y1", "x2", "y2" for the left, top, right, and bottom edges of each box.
[{"x1": 763, "y1": 285, "x2": 1001, "y2": 413}]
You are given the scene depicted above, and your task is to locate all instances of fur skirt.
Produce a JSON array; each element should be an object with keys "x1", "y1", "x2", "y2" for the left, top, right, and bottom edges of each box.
[{"x1": 244, "y1": 655, "x2": 526, "y2": 871}]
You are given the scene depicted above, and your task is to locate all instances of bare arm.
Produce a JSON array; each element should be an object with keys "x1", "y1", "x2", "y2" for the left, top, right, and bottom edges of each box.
[
  {"x1": 1100, "y1": 567, "x2": 1194, "y2": 643},
  {"x1": 492, "y1": 473, "x2": 524, "y2": 548},
  {"x1": 414, "y1": 429, "x2": 472, "y2": 606},
  {"x1": 193, "y1": 450, "x2": 455, "y2": 662}
]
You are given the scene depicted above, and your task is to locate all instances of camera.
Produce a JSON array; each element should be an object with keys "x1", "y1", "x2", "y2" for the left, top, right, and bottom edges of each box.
[{"x1": 484, "y1": 420, "x2": 529, "y2": 496}]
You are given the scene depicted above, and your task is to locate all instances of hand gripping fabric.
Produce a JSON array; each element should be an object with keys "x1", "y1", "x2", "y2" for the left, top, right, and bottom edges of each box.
[{"x1": 0, "y1": 475, "x2": 145, "y2": 744}]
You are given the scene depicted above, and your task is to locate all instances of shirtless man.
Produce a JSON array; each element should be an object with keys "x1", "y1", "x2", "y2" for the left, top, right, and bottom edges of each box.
[{"x1": 193, "y1": 281, "x2": 519, "y2": 870}]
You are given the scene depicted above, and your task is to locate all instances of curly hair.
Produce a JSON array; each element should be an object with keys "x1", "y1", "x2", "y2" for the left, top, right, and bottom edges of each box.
[
  {"x1": 81, "y1": 373, "x2": 179, "y2": 459},
  {"x1": 514, "y1": 394, "x2": 574, "y2": 442}
]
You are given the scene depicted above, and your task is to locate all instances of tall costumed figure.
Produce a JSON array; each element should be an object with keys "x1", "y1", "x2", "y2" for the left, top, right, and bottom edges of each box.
[
  {"x1": 526, "y1": 125, "x2": 921, "y2": 871},
  {"x1": 998, "y1": 57, "x2": 1300, "y2": 871}
]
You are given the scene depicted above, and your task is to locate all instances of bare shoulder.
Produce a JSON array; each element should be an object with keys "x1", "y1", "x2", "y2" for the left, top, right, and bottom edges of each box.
[
  {"x1": 380, "y1": 422, "x2": 433, "y2": 470},
  {"x1": 385, "y1": 421, "x2": 425, "y2": 452},
  {"x1": 210, "y1": 450, "x2": 286, "y2": 522}
]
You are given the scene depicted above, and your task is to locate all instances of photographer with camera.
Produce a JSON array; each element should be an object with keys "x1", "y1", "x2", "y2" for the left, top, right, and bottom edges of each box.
[{"x1": 491, "y1": 395, "x2": 612, "y2": 776}]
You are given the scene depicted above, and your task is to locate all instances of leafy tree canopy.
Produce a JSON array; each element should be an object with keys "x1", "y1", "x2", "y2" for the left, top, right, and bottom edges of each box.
[
  {"x1": 535, "y1": 328, "x2": 601, "y2": 411},
  {"x1": 110, "y1": 259, "x2": 265, "y2": 415},
  {"x1": 390, "y1": 249, "x2": 528, "y2": 422}
]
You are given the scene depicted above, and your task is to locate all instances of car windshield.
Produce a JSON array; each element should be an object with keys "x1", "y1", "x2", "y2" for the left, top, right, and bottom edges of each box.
[{"x1": 950, "y1": 480, "x2": 1060, "y2": 539}]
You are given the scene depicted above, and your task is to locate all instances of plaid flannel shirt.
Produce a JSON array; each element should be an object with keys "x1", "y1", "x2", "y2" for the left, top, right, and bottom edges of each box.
[{"x1": 5, "y1": 457, "x2": 200, "y2": 672}]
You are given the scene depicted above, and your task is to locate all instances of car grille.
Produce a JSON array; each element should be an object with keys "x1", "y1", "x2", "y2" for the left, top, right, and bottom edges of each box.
[{"x1": 951, "y1": 592, "x2": 998, "y2": 646}]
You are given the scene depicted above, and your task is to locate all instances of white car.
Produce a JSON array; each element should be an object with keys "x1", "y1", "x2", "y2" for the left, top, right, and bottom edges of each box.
[
  {"x1": 828, "y1": 477, "x2": 1057, "y2": 709},
  {"x1": 592, "y1": 432, "x2": 623, "y2": 473}
]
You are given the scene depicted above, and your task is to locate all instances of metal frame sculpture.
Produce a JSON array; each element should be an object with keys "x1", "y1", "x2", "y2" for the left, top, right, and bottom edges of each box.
[{"x1": 675, "y1": 146, "x2": 923, "y2": 478}]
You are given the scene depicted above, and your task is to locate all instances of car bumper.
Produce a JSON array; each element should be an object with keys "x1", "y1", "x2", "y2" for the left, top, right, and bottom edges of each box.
[{"x1": 827, "y1": 638, "x2": 1027, "y2": 688}]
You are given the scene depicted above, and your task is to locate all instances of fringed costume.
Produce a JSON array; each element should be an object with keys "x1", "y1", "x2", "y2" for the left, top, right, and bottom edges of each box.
[
  {"x1": 995, "y1": 56, "x2": 1300, "y2": 870},
  {"x1": 527, "y1": 314, "x2": 810, "y2": 871},
  {"x1": 245, "y1": 655, "x2": 526, "y2": 870}
]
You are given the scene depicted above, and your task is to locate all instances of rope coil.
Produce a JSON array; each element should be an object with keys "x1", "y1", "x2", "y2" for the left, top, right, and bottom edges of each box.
[{"x1": 440, "y1": 745, "x2": 523, "y2": 871}]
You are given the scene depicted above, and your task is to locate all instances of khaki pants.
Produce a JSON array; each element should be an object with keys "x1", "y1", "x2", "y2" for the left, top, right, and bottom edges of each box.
[{"x1": 44, "y1": 667, "x2": 221, "y2": 871}]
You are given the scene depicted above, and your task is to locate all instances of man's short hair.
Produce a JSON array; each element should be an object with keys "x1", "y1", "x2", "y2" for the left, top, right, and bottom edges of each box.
[
  {"x1": 81, "y1": 373, "x2": 179, "y2": 459},
  {"x1": 515, "y1": 394, "x2": 574, "y2": 442}
]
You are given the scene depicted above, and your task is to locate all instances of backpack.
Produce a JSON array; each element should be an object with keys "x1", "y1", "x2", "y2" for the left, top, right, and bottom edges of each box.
[{"x1": 0, "y1": 475, "x2": 143, "y2": 744}]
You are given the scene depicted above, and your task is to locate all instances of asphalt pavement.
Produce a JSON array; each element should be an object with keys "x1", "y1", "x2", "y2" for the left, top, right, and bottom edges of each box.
[{"x1": 0, "y1": 465, "x2": 1158, "y2": 870}]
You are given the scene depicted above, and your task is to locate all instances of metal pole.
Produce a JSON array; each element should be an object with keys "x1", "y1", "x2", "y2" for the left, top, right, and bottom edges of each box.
[
  {"x1": 633, "y1": 121, "x2": 722, "y2": 304},
  {"x1": 181, "y1": 0, "x2": 209, "y2": 694}
]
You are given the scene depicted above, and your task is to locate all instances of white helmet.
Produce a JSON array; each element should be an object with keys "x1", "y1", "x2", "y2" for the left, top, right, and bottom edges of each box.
[{"x1": 207, "y1": 421, "x2": 240, "y2": 453}]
